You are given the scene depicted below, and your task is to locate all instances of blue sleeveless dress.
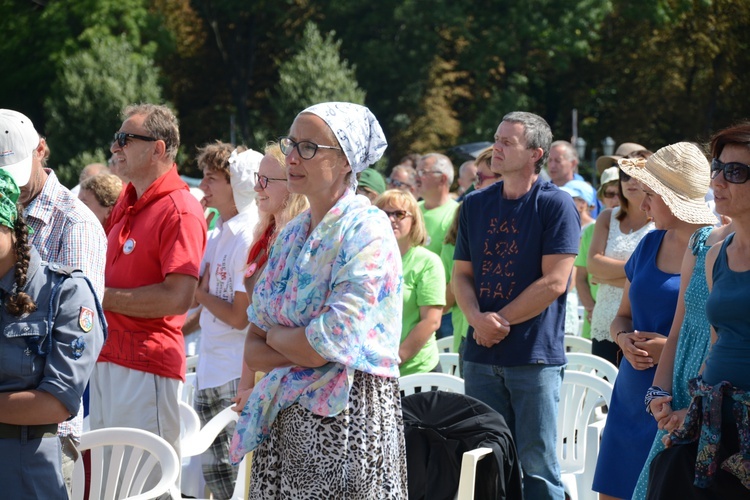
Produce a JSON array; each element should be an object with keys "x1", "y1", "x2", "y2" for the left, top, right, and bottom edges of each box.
[
  {"x1": 592, "y1": 230, "x2": 680, "y2": 499},
  {"x1": 631, "y1": 226, "x2": 713, "y2": 499}
]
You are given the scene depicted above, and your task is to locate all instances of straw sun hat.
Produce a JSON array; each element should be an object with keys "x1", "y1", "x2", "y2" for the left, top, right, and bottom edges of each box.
[{"x1": 618, "y1": 142, "x2": 717, "y2": 226}]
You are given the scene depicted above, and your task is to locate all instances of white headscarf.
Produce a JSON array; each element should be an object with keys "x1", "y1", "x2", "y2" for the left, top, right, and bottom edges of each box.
[
  {"x1": 228, "y1": 148, "x2": 264, "y2": 213},
  {"x1": 300, "y1": 102, "x2": 387, "y2": 187}
]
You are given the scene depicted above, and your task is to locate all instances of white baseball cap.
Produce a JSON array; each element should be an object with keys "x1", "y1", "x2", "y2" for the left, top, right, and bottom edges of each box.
[{"x1": 0, "y1": 109, "x2": 40, "y2": 187}]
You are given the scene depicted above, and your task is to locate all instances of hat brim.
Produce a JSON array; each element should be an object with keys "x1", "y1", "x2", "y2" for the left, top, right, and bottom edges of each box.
[
  {"x1": 596, "y1": 155, "x2": 621, "y2": 175},
  {"x1": 620, "y1": 162, "x2": 717, "y2": 226},
  {"x1": 0, "y1": 156, "x2": 32, "y2": 187}
]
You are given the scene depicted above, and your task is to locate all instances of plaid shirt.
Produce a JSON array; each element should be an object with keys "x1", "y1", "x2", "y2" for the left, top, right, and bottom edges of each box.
[{"x1": 24, "y1": 170, "x2": 107, "y2": 439}]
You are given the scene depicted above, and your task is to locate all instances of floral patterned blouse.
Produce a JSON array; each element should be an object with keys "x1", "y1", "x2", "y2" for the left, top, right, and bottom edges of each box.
[{"x1": 230, "y1": 190, "x2": 403, "y2": 462}]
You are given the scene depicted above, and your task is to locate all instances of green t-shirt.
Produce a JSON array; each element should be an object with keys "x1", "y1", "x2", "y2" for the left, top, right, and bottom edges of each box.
[
  {"x1": 400, "y1": 245, "x2": 446, "y2": 376},
  {"x1": 440, "y1": 242, "x2": 469, "y2": 352},
  {"x1": 573, "y1": 223, "x2": 598, "y2": 339},
  {"x1": 419, "y1": 199, "x2": 459, "y2": 255}
]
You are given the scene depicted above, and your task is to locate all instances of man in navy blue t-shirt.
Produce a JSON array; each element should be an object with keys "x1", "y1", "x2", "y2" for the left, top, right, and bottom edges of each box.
[{"x1": 453, "y1": 111, "x2": 580, "y2": 500}]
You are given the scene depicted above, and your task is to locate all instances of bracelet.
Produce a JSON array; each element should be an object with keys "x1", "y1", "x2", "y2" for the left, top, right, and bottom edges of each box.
[
  {"x1": 644, "y1": 385, "x2": 671, "y2": 415},
  {"x1": 615, "y1": 330, "x2": 628, "y2": 346}
]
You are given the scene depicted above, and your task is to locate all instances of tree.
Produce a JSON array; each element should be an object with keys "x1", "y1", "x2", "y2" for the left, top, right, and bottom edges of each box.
[
  {"x1": 44, "y1": 35, "x2": 164, "y2": 186},
  {"x1": 270, "y1": 22, "x2": 365, "y2": 130}
]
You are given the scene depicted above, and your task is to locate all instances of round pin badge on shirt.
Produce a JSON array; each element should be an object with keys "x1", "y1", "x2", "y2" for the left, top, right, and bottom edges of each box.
[{"x1": 123, "y1": 238, "x2": 136, "y2": 254}]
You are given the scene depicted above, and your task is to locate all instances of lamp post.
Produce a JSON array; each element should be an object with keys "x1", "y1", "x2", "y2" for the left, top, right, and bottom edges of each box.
[
  {"x1": 602, "y1": 136, "x2": 616, "y2": 157},
  {"x1": 574, "y1": 137, "x2": 587, "y2": 161}
]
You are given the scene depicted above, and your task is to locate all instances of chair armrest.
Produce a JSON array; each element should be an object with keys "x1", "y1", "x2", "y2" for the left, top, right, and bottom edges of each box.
[{"x1": 456, "y1": 447, "x2": 493, "y2": 500}]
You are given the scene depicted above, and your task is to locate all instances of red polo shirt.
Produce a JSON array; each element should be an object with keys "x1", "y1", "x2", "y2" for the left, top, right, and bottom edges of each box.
[{"x1": 99, "y1": 166, "x2": 206, "y2": 381}]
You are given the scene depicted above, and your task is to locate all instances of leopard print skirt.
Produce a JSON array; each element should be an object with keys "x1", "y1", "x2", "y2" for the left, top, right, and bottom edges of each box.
[{"x1": 248, "y1": 370, "x2": 407, "y2": 499}]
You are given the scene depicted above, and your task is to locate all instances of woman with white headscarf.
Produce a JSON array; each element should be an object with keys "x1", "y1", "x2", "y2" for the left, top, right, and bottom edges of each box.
[{"x1": 229, "y1": 102, "x2": 406, "y2": 498}]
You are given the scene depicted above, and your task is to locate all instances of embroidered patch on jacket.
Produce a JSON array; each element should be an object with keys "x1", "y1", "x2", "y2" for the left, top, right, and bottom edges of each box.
[
  {"x1": 79, "y1": 307, "x2": 94, "y2": 332},
  {"x1": 70, "y1": 336, "x2": 86, "y2": 359}
]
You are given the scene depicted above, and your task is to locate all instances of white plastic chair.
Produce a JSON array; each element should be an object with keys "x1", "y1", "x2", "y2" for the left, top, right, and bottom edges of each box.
[
  {"x1": 179, "y1": 371, "x2": 198, "y2": 405},
  {"x1": 566, "y1": 352, "x2": 618, "y2": 383},
  {"x1": 436, "y1": 335, "x2": 455, "y2": 353},
  {"x1": 564, "y1": 334, "x2": 592, "y2": 353},
  {"x1": 399, "y1": 372, "x2": 465, "y2": 396},
  {"x1": 455, "y1": 447, "x2": 494, "y2": 500},
  {"x1": 557, "y1": 370, "x2": 613, "y2": 500},
  {"x1": 439, "y1": 352, "x2": 461, "y2": 377},
  {"x1": 182, "y1": 405, "x2": 239, "y2": 458},
  {"x1": 72, "y1": 427, "x2": 180, "y2": 500},
  {"x1": 186, "y1": 354, "x2": 199, "y2": 373}
]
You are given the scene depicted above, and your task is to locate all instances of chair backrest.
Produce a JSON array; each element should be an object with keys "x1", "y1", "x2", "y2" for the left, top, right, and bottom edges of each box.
[
  {"x1": 564, "y1": 334, "x2": 592, "y2": 353},
  {"x1": 436, "y1": 335, "x2": 455, "y2": 353},
  {"x1": 186, "y1": 354, "x2": 199, "y2": 372},
  {"x1": 72, "y1": 427, "x2": 179, "y2": 500},
  {"x1": 182, "y1": 405, "x2": 240, "y2": 458},
  {"x1": 399, "y1": 372, "x2": 465, "y2": 396},
  {"x1": 556, "y1": 371, "x2": 613, "y2": 475},
  {"x1": 179, "y1": 401, "x2": 201, "y2": 453},
  {"x1": 180, "y1": 371, "x2": 197, "y2": 405},
  {"x1": 566, "y1": 352, "x2": 618, "y2": 383},
  {"x1": 438, "y1": 352, "x2": 460, "y2": 377}
]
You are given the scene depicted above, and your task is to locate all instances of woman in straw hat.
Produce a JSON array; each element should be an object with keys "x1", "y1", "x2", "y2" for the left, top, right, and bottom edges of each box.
[
  {"x1": 592, "y1": 142, "x2": 717, "y2": 500},
  {"x1": 646, "y1": 124, "x2": 750, "y2": 499},
  {"x1": 229, "y1": 102, "x2": 406, "y2": 498},
  {"x1": 587, "y1": 151, "x2": 655, "y2": 364}
]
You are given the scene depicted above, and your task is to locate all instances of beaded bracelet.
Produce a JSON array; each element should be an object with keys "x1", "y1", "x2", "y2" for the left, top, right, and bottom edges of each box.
[{"x1": 644, "y1": 385, "x2": 672, "y2": 415}]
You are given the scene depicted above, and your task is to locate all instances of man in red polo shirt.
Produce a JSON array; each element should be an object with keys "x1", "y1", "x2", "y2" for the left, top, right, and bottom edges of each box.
[{"x1": 89, "y1": 104, "x2": 207, "y2": 459}]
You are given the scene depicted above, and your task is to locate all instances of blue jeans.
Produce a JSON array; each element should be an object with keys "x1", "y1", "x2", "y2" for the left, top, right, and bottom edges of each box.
[{"x1": 464, "y1": 361, "x2": 565, "y2": 500}]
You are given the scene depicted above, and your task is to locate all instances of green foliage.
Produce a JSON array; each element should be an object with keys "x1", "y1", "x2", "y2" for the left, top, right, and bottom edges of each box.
[
  {"x1": 55, "y1": 149, "x2": 109, "y2": 189},
  {"x1": 270, "y1": 22, "x2": 366, "y2": 130},
  {"x1": 43, "y1": 35, "x2": 164, "y2": 187}
]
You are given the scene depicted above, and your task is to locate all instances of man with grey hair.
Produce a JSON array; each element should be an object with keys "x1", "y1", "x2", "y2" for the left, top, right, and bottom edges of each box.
[
  {"x1": 90, "y1": 103, "x2": 207, "y2": 460},
  {"x1": 453, "y1": 111, "x2": 580, "y2": 499},
  {"x1": 546, "y1": 140, "x2": 580, "y2": 187},
  {"x1": 416, "y1": 153, "x2": 458, "y2": 255},
  {"x1": 456, "y1": 159, "x2": 478, "y2": 197}
]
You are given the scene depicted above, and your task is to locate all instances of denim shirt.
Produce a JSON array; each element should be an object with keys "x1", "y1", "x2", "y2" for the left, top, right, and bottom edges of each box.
[{"x1": 0, "y1": 248, "x2": 105, "y2": 418}]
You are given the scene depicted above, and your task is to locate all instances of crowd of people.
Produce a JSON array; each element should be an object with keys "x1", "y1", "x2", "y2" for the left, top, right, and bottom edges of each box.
[{"x1": 0, "y1": 100, "x2": 748, "y2": 500}]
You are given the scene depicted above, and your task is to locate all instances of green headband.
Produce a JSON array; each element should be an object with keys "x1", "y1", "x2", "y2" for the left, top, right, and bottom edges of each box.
[{"x1": 0, "y1": 169, "x2": 20, "y2": 230}]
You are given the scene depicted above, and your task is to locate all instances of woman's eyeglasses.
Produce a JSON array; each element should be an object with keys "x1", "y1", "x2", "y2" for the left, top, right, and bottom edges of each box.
[
  {"x1": 619, "y1": 168, "x2": 632, "y2": 182},
  {"x1": 112, "y1": 132, "x2": 157, "y2": 148},
  {"x1": 381, "y1": 209, "x2": 412, "y2": 221},
  {"x1": 254, "y1": 172, "x2": 287, "y2": 189},
  {"x1": 386, "y1": 177, "x2": 413, "y2": 189},
  {"x1": 602, "y1": 189, "x2": 619, "y2": 199},
  {"x1": 279, "y1": 136, "x2": 341, "y2": 160},
  {"x1": 474, "y1": 172, "x2": 501, "y2": 185},
  {"x1": 711, "y1": 158, "x2": 750, "y2": 184}
]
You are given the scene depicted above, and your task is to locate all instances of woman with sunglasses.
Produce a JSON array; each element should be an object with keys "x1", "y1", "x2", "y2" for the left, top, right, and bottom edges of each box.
[
  {"x1": 587, "y1": 150, "x2": 655, "y2": 365},
  {"x1": 232, "y1": 142, "x2": 308, "y2": 413},
  {"x1": 375, "y1": 189, "x2": 445, "y2": 376},
  {"x1": 646, "y1": 124, "x2": 750, "y2": 499},
  {"x1": 0, "y1": 170, "x2": 105, "y2": 498},
  {"x1": 229, "y1": 102, "x2": 406, "y2": 498},
  {"x1": 592, "y1": 142, "x2": 717, "y2": 500}
]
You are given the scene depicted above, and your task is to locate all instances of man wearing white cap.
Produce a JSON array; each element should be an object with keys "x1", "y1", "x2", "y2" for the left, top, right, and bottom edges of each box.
[
  {"x1": 190, "y1": 142, "x2": 259, "y2": 498},
  {"x1": 0, "y1": 108, "x2": 106, "y2": 496},
  {"x1": 91, "y1": 103, "x2": 207, "y2": 463}
]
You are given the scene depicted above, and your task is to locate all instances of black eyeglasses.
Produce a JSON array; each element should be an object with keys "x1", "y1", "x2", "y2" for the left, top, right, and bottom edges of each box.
[
  {"x1": 279, "y1": 136, "x2": 341, "y2": 160},
  {"x1": 619, "y1": 168, "x2": 632, "y2": 182},
  {"x1": 386, "y1": 177, "x2": 412, "y2": 189},
  {"x1": 602, "y1": 190, "x2": 619, "y2": 199},
  {"x1": 254, "y1": 172, "x2": 287, "y2": 189},
  {"x1": 711, "y1": 158, "x2": 750, "y2": 184},
  {"x1": 112, "y1": 132, "x2": 158, "y2": 148},
  {"x1": 381, "y1": 209, "x2": 412, "y2": 221}
]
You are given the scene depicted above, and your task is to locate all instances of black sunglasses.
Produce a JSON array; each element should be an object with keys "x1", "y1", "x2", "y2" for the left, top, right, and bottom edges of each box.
[
  {"x1": 381, "y1": 209, "x2": 412, "y2": 221},
  {"x1": 711, "y1": 158, "x2": 750, "y2": 184},
  {"x1": 279, "y1": 136, "x2": 341, "y2": 160},
  {"x1": 254, "y1": 172, "x2": 287, "y2": 189},
  {"x1": 112, "y1": 132, "x2": 158, "y2": 148},
  {"x1": 619, "y1": 168, "x2": 632, "y2": 182}
]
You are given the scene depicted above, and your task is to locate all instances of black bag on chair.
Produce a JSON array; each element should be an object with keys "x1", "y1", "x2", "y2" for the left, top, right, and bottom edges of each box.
[{"x1": 401, "y1": 391, "x2": 524, "y2": 500}]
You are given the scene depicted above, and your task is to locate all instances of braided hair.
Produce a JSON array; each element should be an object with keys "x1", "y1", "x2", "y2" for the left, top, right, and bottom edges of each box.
[{"x1": 5, "y1": 205, "x2": 37, "y2": 316}]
